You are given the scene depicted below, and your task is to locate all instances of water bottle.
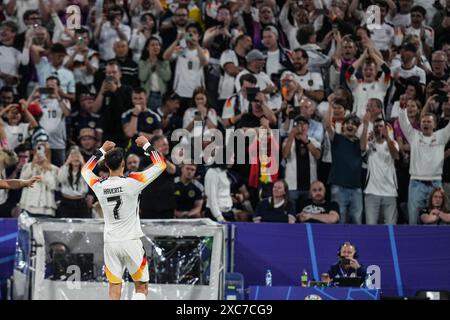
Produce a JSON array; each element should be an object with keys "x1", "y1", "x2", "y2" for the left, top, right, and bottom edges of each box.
[
  {"x1": 365, "y1": 272, "x2": 372, "y2": 288},
  {"x1": 301, "y1": 269, "x2": 308, "y2": 287},
  {"x1": 265, "y1": 269, "x2": 272, "y2": 287}
]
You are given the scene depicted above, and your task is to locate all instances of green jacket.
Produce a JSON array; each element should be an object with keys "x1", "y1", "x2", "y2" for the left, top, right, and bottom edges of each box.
[{"x1": 138, "y1": 59, "x2": 172, "y2": 96}]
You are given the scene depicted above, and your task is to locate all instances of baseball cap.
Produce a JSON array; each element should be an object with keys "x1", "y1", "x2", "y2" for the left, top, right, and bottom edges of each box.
[
  {"x1": 246, "y1": 49, "x2": 267, "y2": 62},
  {"x1": 263, "y1": 25, "x2": 279, "y2": 38}
]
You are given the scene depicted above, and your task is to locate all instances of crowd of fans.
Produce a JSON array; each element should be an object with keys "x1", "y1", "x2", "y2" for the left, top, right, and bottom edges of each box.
[{"x1": 1, "y1": 0, "x2": 450, "y2": 225}]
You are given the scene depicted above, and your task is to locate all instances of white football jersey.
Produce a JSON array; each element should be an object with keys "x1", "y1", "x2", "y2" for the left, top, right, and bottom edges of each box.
[{"x1": 82, "y1": 146, "x2": 166, "y2": 243}]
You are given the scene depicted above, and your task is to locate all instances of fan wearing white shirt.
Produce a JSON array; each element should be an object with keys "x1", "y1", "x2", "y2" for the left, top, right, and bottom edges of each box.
[
  {"x1": 345, "y1": 46, "x2": 391, "y2": 120},
  {"x1": 94, "y1": 5, "x2": 131, "y2": 62},
  {"x1": 0, "y1": 21, "x2": 31, "y2": 90},
  {"x1": 398, "y1": 96, "x2": 450, "y2": 225},
  {"x1": 360, "y1": 114, "x2": 400, "y2": 225},
  {"x1": 163, "y1": 23, "x2": 209, "y2": 107},
  {"x1": 0, "y1": 100, "x2": 38, "y2": 150}
]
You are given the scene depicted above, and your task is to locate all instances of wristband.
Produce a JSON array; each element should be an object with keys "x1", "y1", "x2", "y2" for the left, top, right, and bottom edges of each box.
[
  {"x1": 99, "y1": 148, "x2": 106, "y2": 155},
  {"x1": 143, "y1": 142, "x2": 151, "y2": 150},
  {"x1": 131, "y1": 113, "x2": 138, "y2": 117}
]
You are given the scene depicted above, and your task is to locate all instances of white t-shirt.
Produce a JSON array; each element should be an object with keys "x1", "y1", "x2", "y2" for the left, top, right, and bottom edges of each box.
[
  {"x1": 99, "y1": 22, "x2": 132, "y2": 61},
  {"x1": 4, "y1": 122, "x2": 30, "y2": 150},
  {"x1": 387, "y1": 13, "x2": 411, "y2": 28},
  {"x1": 0, "y1": 45, "x2": 29, "y2": 88},
  {"x1": 173, "y1": 48, "x2": 208, "y2": 98},
  {"x1": 370, "y1": 23, "x2": 395, "y2": 51},
  {"x1": 221, "y1": 94, "x2": 250, "y2": 120},
  {"x1": 289, "y1": 71, "x2": 324, "y2": 93},
  {"x1": 3, "y1": 0, "x2": 41, "y2": 32},
  {"x1": 364, "y1": 140, "x2": 399, "y2": 197},
  {"x1": 64, "y1": 47, "x2": 99, "y2": 85},
  {"x1": 266, "y1": 50, "x2": 284, "y2": 78},
  {"x1": 219, "y1": 49, "x2": 239, "y2": 100},
  {"x1": 39, "y1": 98, "x2": 70, "y2": 150},
  {"x1": 348, "y1": 80, "x2": 390, "y2": 120}
]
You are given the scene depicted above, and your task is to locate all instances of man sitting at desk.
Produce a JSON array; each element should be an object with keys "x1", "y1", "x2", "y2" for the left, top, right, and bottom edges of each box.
[{"x1": 328, "y1": 242, "x2": 366, "y2": 281}]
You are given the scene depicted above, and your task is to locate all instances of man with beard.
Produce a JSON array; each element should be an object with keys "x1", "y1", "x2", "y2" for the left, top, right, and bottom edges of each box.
[
  {"x1": 282, "y1": 48, "x2": 324, "y2": 105},
  {"x1": 325, "y1": 110, "x2": 364, "y2": 224},
  {"x1": 296, "y1": 181, "x2": 340, "y2": 224},
  {"x1": 160, "y1": 6, "x2": 189, "y2": 50}
]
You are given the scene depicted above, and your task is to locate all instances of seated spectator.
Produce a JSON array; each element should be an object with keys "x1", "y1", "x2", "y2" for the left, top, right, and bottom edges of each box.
[
  {"x1": 254, "y1": 180, "x2": 296, "y2": 224},
  {"x1": 296, "y1": 181, "x2": 340, "y2": 224},
  {"x1": 57, "y1": 147, "x2": 90, "y2": 219},
  {"x1": 138, "y1": 35, "x2": 172, "y2": 110},
  {"x1": 420, "y1": 187, "x2": 450, "y2": 225},
  {"x1": 19, "y1": 142, "x2": 58, "y2": 217},
  {"x1": 174, "y1": 163, "x2": 204, "y2": 219},
  {"x1": 328, "y1": 242, "x2": 367, "y2": 281}
]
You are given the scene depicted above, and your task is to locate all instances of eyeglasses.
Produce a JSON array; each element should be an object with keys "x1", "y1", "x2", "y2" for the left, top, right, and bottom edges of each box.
[
  {"x1": 432, "y1": 60, "x2": 446, "y2": 63},
  {"x1": 175, "y1": 13, "x2": 188, "y2": 17}
]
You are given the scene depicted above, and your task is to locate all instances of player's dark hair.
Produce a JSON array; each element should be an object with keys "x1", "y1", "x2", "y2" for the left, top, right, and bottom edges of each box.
[{"x1": 105, "y1": 148, "x2": 125, "y2": 171}]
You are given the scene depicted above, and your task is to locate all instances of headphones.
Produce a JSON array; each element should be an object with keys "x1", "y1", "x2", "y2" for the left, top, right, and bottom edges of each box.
[{"x1": 337, "y1": 241, "x2": 359, "y2": 259}]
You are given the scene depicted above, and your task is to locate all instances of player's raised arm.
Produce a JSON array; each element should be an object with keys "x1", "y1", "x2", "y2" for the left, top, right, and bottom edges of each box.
[
  {"x1": 128, "y1": 136, "x2": 166, "y2": 192},
  {"x1": 82, "y1": 140, "x2": 116, "y2": 188}
]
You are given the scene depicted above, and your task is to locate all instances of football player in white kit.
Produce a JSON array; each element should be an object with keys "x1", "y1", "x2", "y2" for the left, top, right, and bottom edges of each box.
[{"x1": 81, "y1": 136, "x2": 166, "y2": 300}]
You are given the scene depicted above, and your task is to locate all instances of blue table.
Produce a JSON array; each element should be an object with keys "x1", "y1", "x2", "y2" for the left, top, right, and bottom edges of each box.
[{"x1": 248, "y1": 286, "x2": 380, "y2": 300}]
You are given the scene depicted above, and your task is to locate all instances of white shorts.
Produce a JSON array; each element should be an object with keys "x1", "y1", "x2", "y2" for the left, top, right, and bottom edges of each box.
[{"x1": 104, "y1": 239, "x2": 149, "y2": 284}]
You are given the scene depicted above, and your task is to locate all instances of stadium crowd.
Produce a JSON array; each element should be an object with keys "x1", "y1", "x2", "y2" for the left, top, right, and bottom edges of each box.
[{"x1": 1, "y1": 0, "x2": 450, "y2": 225}]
